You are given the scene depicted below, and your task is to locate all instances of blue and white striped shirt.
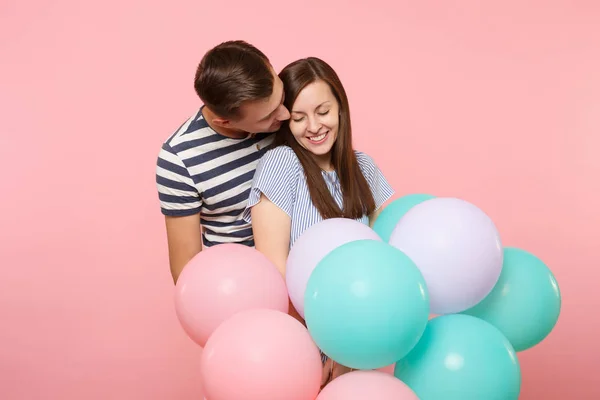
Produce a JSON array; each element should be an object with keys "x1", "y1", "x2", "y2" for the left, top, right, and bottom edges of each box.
[
  {"x1": 155, "y1": 107, "x2": 274, "y2": 247},
  {"x1": 242, "y1": 146, "x2": 395, "y2": 248}
]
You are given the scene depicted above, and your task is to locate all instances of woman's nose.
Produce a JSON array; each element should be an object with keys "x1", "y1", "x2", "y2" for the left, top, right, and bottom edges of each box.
[{"x1": 307, "y1": 117, "x2": 321, "y2": 133}]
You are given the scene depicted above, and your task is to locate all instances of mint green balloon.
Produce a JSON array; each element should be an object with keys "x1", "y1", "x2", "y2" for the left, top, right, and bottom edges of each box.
[
  {"x1": 395, "y1": 314, "x2": 521, "y2": 400},
  {"x1": 373, "y1": 194, "x2": 435, "y2": 242},
  {"x1": 304, "y1": 239, "x2": 429, "y2": 370},
  {"x1": 461, "y1": 247, "x2": 561, "y2": 352}
]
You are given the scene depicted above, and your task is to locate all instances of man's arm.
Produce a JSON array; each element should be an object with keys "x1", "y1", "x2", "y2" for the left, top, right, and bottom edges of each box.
[
  {"x1": 156, "y1": 142, "x2": 203, "y2": 284},
  {"x1": 165, "y1": 214, "x2": 202, "y2": 284}
]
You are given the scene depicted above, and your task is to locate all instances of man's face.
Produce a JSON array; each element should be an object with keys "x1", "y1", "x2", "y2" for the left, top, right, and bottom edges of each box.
[{"x1": 229, "y1": 69, "x2": 290, "y2": 134}]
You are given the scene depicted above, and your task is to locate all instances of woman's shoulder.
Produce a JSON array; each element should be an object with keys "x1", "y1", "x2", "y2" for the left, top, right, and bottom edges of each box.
[
  {"x1": 256, "y1": 145, "x2": 302, "y2": 178},
  {"x1": 354, "y1": 150, "x2": 373, "y2": 162},
  {"x1": 262, "y1": 145, "x2": 300, "y2": 165},
  {"x1": 353, "y1": 150, "x2": 377, "y2": 171}
]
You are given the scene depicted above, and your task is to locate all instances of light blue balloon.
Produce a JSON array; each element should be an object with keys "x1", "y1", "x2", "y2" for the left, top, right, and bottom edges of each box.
[
  {"x1": 373, "y1": 194, "x2": 436, "y2": 242},
  {"x1": 394, "y1": 314, "x2": 521, "y2": 400},
  {"x1": 304, "y1": 239, "x2": 429, "y2": 370},
  {"x1": 461, "y1": 247, "x2": 561, "y2": 352}
]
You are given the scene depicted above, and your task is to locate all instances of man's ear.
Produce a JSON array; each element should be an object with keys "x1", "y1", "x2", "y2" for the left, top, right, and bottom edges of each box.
[{"x1": 212, "y1": 117, "x2": 231, "y2": 129}]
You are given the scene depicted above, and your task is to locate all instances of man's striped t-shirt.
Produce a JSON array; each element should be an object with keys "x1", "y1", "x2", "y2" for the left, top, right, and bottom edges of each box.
[{"x1": 155, "y1": 107, "x2": 274, "y2": 247}]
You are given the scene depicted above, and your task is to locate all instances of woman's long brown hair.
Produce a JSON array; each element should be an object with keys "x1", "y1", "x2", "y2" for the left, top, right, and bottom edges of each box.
[{"x1": 274, "y1": 57, "x2": 375, "y2": 219}]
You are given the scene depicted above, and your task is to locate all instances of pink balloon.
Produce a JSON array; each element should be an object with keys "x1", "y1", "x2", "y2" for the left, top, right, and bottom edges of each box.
[
  {"x1": 174, "y1": 243, "x2": 289, "y2": 346},
  {"x1": 197, "y1": 347, "x2": 205, "y2": 399},
  {"x1": 317, "y1": 370, "x2": 419, "y2": 400},
  {"x1": 200, "y1": 308, "x2": 322, "y2": 400}
]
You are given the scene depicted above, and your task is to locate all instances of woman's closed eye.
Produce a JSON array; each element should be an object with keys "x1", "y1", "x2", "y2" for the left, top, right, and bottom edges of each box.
[{"x1": 292, "y1": 110, "x2": 329, "y2": 123}]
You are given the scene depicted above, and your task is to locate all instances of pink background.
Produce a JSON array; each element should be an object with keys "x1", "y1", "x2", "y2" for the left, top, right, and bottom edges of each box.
[{"x1": 0, "y1": 1, "x2": 598, "y2": 398}]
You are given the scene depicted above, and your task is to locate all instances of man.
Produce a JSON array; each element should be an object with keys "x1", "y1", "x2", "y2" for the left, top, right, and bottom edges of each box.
[{"x1": 155, "y1": 40, "x2": 290, "y2": 284}]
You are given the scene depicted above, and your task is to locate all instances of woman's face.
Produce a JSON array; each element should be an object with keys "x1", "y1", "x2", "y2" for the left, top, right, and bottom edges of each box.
[{"x1": 289, "y1": 80, "x2": 339, "y2": 161}]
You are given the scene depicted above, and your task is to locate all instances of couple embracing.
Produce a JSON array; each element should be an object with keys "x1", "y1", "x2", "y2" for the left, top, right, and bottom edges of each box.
[{"x1": 155, "y1": 40, "x2": 395, "y2": 388}]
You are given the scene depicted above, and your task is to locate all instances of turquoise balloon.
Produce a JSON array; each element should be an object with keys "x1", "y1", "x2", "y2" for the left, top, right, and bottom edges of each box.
[
  {"x1": 395, "y1": 314, "x2": 521, "y2": 400},
  {"x1": 461, "y1": 247, "x2": 561, "y2": 352},
  {"x1": 373, "y1": 194, "x2": 436, "y2": 242},
  {"x1": 304, "y1": 239, "x2": 429, "y2": 370}
]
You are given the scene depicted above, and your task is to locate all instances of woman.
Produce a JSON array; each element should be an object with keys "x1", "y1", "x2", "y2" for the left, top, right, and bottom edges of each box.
[{"x1": 242, "y1": 57, "x2": 395, "y2": 386}]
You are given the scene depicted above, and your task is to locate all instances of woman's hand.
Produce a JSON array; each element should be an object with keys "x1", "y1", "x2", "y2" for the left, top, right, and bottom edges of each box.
[
  {"x1": 320, "y1": 358, "x2": 353, "y2": 389},
  {"x1": 321, "y1": 358, "x2": 334, "y2": 388},
  {"x1": 331, "y1": 362, "x2": 353, "y2": 380}
]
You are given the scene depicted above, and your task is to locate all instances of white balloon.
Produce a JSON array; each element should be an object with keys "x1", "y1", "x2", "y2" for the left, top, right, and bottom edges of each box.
[
  {"x1": 286, "y1": 218, "x2": 382, "y2": 319},
  {"x1": 389, "y1": 197, "x2": 503, "y2": 315}
]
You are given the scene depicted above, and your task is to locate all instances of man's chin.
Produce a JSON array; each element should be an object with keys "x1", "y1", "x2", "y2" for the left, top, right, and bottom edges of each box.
[
  {"x1": 248, "y1": 123, "x2": 281, "y2": 136},
  {"x1": 267, "y1": 122, "x2": 282, "y2": 132}
]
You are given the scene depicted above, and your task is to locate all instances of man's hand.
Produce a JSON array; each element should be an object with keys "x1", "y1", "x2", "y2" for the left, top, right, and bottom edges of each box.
[{"x1": 164, "y1": 214, "x2": 202, "y2": 284}]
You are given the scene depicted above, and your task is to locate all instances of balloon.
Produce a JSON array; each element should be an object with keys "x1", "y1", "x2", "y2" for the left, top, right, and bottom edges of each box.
[
  {"x1": 174, "y1": 243, "x2": 289, "y2": 346},
  {"x1": 317, "y1": 370, "x2": 419, "y2": 400},
  {"x1": 461, "y1": 247, "x2": 561, "y2": 352},
  {"x1": 304, "y1": 239, "x2": 429, "y2": 370},
  {"x1": 200, "y1": 309, "x2": 322, "y2": 400},
  {"x1": 389, "y1": 197, "x2": 503, "y2": 314},
  {"x1": 287, "y1": 218, "x2": 381, "y2": 319},
  {"x1": 395, "y1": 314, "x2": 521, "y2": 400},
  {"x1": 197, "y1": 347, "x2": 205, "y2": 399},
  {"x1": 373, "y1": 194, "x2": 436, "y2": 242}
]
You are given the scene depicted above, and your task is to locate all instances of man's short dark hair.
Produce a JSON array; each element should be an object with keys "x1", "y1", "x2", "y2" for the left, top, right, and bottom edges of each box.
[{"x1": 194, "y1": 40, "x2": 274, "y2": 120}]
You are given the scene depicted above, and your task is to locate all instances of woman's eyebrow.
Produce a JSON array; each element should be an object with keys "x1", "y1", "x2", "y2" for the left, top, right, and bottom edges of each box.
[{"x1": 292, "y1": 101, "x2": 331, "y2": 114}]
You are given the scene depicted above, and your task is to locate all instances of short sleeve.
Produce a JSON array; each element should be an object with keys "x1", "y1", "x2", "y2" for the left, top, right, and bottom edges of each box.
[
  {"x1": 242, "y1": 146, "x2": 300, "y2": 223},
  {"x1": 356, "y1": 151, "x2": 395, "y2": 210},
  {"x1": 155, "y1": 142, "x2": 202, "y2": 216}
]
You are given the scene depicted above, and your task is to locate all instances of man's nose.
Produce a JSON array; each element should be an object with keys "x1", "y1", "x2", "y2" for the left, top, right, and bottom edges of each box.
[{"x1": 276, "y1": 105, "x2": 290, "y2": 121}]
